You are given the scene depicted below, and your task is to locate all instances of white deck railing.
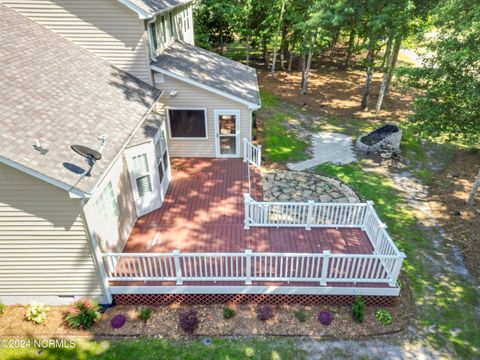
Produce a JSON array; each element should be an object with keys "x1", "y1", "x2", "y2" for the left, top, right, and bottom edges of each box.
[
  {"x1": 103, "y1": 249, "x2": 402, "y2": 286},
  {"x1": 243, "y1": 138, "x2": 262, "y2": 167}
]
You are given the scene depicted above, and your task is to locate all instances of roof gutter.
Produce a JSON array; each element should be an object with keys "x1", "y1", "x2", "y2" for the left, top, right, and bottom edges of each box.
[{"x1": 118, "y1": 0, "x2": 194, "y2": 19}]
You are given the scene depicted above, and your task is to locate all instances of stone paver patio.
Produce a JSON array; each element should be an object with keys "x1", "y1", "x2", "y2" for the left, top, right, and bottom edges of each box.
[
  {"x1": 262, "y1": 169, "x2": 360, "y2": 203},
  {"x1": 288, "y1": 132, "x2": 357, "y2": 171}
]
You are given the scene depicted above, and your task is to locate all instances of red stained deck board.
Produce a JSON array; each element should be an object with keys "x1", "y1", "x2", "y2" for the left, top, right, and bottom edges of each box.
[
  {"x1": 124, "y1": 158, "x2": 373, "y2": 256},
  {"x1": 113, "y1": 158, "x2": 382, "y2": 288}
]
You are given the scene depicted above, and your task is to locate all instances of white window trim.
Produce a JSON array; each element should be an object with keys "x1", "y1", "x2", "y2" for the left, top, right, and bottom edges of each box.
[
  {"x1": 94, "y1": 181, "x2": 119, "y2": 225},
  {"x1": 214, "y1": 109, "x2": 241, "y2": 158},
  {"x1": 166, "y1": 107, "x2": 209, "y2": 140},
  {"x1": 148, "y1": 19, "x2": 158, "y2": 60}
]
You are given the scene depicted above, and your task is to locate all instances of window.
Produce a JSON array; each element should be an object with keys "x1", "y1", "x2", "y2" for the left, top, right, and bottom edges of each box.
[
  {"x1": 183, "y1": 9, "x2": 188, "y2": 30},
  {"x1": 168, "y1": 109, "x2": 207, "y2": 139},
  {"x1": 95, "y1": 182, "x2": 119, "y2": 225},
  {"x1": 169, "y1": 12, "x2": 174, "y2": 36},
  {"x1": 161, "y1": 15, "x2": 167, "y2": 42},
  {"x1": 132, "y1": 153, "x2": 152, "y2": 197},
  {"x1": 149, "y1": 22, "x2": 158, "y2": 52},
  {"x1": 154, "y1": 129, "x2": 169, "y2": 184}
]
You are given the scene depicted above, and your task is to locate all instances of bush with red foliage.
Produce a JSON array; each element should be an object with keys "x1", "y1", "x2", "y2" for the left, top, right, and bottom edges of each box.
[
  {"x1": 179, "y1": 308, "x2": 199, "y2": 333},
  {"x1": 257, "y1": 304, "x2": 274, "y2": 321}
]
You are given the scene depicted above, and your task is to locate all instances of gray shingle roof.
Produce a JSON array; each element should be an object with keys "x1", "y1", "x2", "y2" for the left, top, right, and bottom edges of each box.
[
  {"x1": 125, "y1": 0, "x2": 192, "y2": 16},
  {"x1": 152, "y1": 41, "x2": 261, "y2": 107},
  {"x1": 0, "y1": 5, "x2": 161, "y2": 195},
  {"x1": 127, "y1": 111, "x2": 165, "y2": 148}
]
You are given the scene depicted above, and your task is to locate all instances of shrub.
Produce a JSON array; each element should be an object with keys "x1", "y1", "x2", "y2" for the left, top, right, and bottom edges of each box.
[
  {"x1": 294, "y1": 310, "x2": 306, "y2": 323},
  {"x1": 25, "y1": 302, "x2": 49, "y2": 325},
  {"x1": 223, "y1": 306, "x2": 236, "y2": 319},
  {"x1": 65, "y1": 298, "x2": 101, "y2": 330},
  {"x1": 137, "y1": 307, "x2": 152, "y2": 322},
  {"x1": 179, "y1": 308, "x2": 199, "y2": 333},
  {"x1": 375, "y1": 309, "x2": 393, "y2": 325},
  {"x1": 257, "y1": 304, "x2": 274, "y2": 321},
  {"x1": 317, "y1": 311, "x2": 333, "y2": 326},
  {"x1": 0, "y1": 303, "x2": 4, "y2": 316},
  {"x1": 110, "y1": 314, "x2": 127, "y2": 329},
  {"x1": 352, "y1": 296, "x2": 365, "y2": 323}
]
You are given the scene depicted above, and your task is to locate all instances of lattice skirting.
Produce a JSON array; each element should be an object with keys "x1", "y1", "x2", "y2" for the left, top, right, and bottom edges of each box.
[{"x1": 114, "y1": 294, "x2": 395, "y2": 307}]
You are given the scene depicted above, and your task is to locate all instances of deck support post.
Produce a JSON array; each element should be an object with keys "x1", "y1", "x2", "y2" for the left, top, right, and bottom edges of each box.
[
  {"x1": 389, "y1": 252, "x2": 406, "y2": 286},
  {"x1": 244, "y1": 193, "x2": 251, "y2": 229},
  {"x1": 173, "y1": 250, "x2": 183, "y2": 285},
  {"x1": 245, "y1": 249, "x2": 253, "y2": 285},
  {"x1": 257, "y1": 145, "x2": 262, "y2": 167},
  {"x1": 305, "y1": 200, "x2": 314, "y2": 230},
  {"x1": 320, "y1": 250, "x2": 331, "y2": 286}
]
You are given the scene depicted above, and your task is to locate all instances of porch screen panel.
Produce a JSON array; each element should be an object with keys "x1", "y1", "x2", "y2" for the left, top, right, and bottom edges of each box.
[
  {"x1": 132, "y1": 153, "x2": 152, "y2": 198},
  {"x1": 168, "y1": 109, "x2": 206, "y2": 138}
]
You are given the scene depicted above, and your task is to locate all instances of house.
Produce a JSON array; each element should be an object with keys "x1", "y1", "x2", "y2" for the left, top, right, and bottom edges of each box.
[{"x1": 0, "y1": 1, "x2": 405, "y2": 306}]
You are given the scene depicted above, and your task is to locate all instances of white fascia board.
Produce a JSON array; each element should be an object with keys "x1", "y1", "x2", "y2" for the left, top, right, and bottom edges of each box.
[
  {"x1": 0, "y1": 155, "x2": 87, "y2": 199},
  {"x1": 109, "y1": 285, "x2": 401, "y2": 296},
  {"x1": 117, "y1": 0, "x2": 153, "y2": 19},
  {"x1": 151, "y1": 65, "x2": 261, "y2": 110}
]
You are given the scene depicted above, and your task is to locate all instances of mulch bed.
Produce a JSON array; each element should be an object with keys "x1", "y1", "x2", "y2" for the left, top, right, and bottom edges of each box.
[
  {"x1": 429, "y1": 150, "x2": 480, "y2": 281},
  {"x1": 0, "y1": 286, "x2": 412, "y2": 339}
]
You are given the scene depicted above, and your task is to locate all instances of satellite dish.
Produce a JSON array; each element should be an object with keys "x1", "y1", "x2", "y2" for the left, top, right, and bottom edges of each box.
[{"x1": 71, "y1": 144, "x2": 102, "y2": 177}]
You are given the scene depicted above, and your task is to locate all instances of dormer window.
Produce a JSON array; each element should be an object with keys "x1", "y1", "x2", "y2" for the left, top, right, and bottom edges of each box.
[
  {"x1": 149, "y1": 22, "x2": 158, "y2": 53},
  {"x1": 161, "y1": 15, "x2": 167, "y2": 43},
  {"x1": 169, "y1": 12, "x2": 175, "y2": 36}
]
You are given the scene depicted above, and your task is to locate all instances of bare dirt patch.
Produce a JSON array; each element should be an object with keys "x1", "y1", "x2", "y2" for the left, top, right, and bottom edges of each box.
[
  {"x1": 0, "y1": 290, "x2": 412, "y2": 339},
  {"x1": 429, "y1": 150, "x2": 480, "y2": 281},
  {"x1": 257, "y1": 70, "x2": 414, "y2": 121}
]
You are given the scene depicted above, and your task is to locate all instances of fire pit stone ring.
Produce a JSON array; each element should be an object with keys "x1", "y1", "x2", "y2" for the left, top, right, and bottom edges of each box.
[{"x1": 356, "y1": 124, "x2": 402, "y2": 153}]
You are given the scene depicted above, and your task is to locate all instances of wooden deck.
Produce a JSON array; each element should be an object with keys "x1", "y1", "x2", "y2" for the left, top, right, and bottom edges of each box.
[
  {"x1": 123, "y1": 158, "x2": 374, "y2": 256},
  {"x1": 112, "y1": 158, "x2": 388, "y2": 289}
]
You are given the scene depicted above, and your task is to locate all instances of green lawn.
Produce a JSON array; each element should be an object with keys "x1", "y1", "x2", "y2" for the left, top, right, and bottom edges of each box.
[
  {"x1": 0, "y1": 338, "x2": 303, "y2": 360},
  {"x1": 315, "y1": 162, "x2": 480, "y2": 358},
  {"x1": 259, "y1": 90, "x2": 309, "y2": 163}
]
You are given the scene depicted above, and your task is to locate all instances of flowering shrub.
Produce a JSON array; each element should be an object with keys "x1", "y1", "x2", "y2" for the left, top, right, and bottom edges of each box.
[
  {"x1": 351, "y1": 296, "x2": 365, "y2": 323},
  {"x1": 25, "y1": 302, "x2": 50, "y2": 325},
  {"x1": 179, "y1": 308, "x2": 199, "y2": 333},
  {"x1": 110, "y1": 314, "x2": 127, "y2": 329},
  {"x1": 375, "y1": 309, "x2": 393, "y2": 325},
  {"x1": 317, "y1": 311, "x2": 333, "y2": 326},
  {"x1": 257, "y1": 304, "x2": 274, "y2": 321},
  {"x1": 65, "y1": 298, "x2": 101, "y2": 329}
]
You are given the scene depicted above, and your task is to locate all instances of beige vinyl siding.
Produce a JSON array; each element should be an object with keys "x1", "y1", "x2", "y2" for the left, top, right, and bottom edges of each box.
[
  {"x1": 151, "y1": 4, "x2": 194, "y2": 55},
  {"x1": 1, "y1": 0, "x2": 152, "y2": 84},
  {"x1": 155, "y1": 74, "x2": 251, "y2": 157},
  {"x1": 90, "y1": 155, "x2": 137, "y2": 253},
  {"x1": 0, "y1": 163, "x2": 104, "y2": 296}
]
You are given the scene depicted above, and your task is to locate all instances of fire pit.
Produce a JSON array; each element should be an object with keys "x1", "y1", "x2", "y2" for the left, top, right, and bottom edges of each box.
[{"x1": 356, "y1": 124, "x2": 402, "y2": 153}]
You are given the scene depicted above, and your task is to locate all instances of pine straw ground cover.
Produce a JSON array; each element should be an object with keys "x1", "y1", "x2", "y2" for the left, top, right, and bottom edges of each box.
[{"x1": 0, "y1": 289, "x2": 411, "y2": 339}]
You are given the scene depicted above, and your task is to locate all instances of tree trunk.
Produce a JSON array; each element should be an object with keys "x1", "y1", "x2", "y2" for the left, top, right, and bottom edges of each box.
[
  {"x1": 375, "y1": 36, "x2": 395, "y2": 113},
  {"x1": 246, "y1": 35, "x2": 250, "y2": 66},
  {"x1": 345, "y1": 28, "x2": 355, "y2": 68},
  {"x1": 271, "y1": 0, "x2": 286, "y2": 78},
  {"x1": 280, "y1": 22, "x2": 288, "y2": 70},
  {"x1": 262, "y1": 36, "x2": 268, "y2": 68},
  {"x1": 219, "y1": 30, "x2": 224, "y2": 55},
  {"x1": 301, "y1": 33, "x2": 317, "y2": 94},
  {"x1": 360, "y1": 44, "x2": 375, "y2": 111},
  {"x1": 467, "y1": 169, "x2": 480, "y2": 205},
  {"x1": 300, "y1": 31, "x2": 307, "y2": 88},
  {"x1": 329, "y1": 30, "x2": 340, "y2": 65},
  {"x1": 385, "y1": 37, "x2": 402, "y2": 96},
  {"x1": 288, "y1": 52, "x2": 293, "y2": 72}
]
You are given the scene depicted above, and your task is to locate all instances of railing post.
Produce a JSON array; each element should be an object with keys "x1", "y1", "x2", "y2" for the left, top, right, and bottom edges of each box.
[
  {"x1": 243, "y1": 137, "x2": 248, "y2": 162},
  {"x1": 245, "y1": 249, "x2": 252, "y2": 285},
  {"x1": 244, "y1": 193, "x2": 251, "y2": 229},
  {"x1": 257, "y1": 145, "x2": 262, "y2": 167},
  {"x1": 320, "y1": 250, "x2": 331, "y2": 286},
  {"x1": 305, "y1": 200, "x2": 314, "y2": 230},
  {"x1": 364, "y1": 200, "x2": 375, "y2": 228},
  {"x1": 173, "y1": 250, "x2": 183, "y2": 285},
  {"x1": 389, "y1": 252, "x2": 406, "y2": 286}
]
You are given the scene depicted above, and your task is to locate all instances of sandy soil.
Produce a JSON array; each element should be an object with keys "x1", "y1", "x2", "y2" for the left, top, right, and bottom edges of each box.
[{"x1": 429, "y1": 150, "x2": 480, "y2": 281}]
